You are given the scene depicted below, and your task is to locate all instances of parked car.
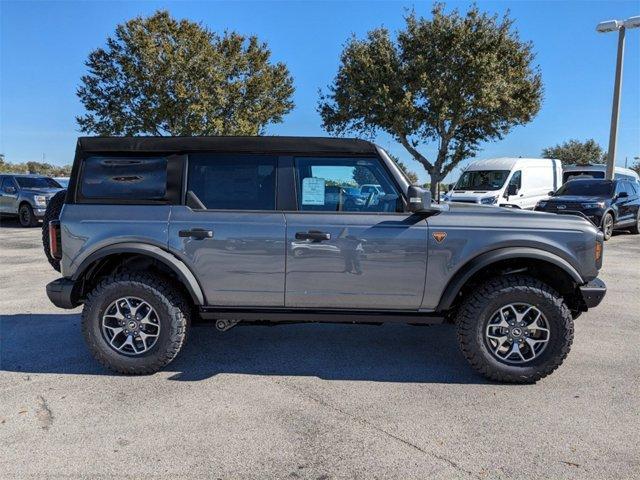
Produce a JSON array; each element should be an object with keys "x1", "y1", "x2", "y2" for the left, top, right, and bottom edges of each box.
[
  {"x1": 0, "y1": 174, "x2": 64, "y2": 226},
  {"x1": 45, "y1": 136, "x2": 606, "y2": 383},
  {"x1": 562, "y1": 164, "x2": 639, "y2": 184},
  {"x1": 535, "y1": 178, "x2": 640, "y2": 240},
  {"x1": 444, "y1": 157, "x2": 563, "y2": 209}
]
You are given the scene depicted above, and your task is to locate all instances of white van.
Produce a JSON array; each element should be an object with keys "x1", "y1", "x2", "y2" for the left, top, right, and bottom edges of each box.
[
  {"x1": 562, "y1": 164, "x2": 639, "y2": 183},
  {"x1": 445, "y1": 158, "x2": 562, "y2": 209}
]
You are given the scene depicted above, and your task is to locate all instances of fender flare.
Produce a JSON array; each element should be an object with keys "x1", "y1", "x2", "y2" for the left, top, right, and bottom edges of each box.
[
  {"x1": 436, "y1": 247, "x2": 584, "y2": 312},
  {"x1": 73, "y1": 242, "x2": 205, "y2": 305}
]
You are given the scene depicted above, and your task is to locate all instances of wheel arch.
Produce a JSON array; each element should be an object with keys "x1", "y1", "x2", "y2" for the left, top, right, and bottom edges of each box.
[
  {"x1": 72, "y1": 243, "x2": 205, "y2": 305},
  {"x1": 436, "y1": 247, "x2": 584, "y2": 313}
]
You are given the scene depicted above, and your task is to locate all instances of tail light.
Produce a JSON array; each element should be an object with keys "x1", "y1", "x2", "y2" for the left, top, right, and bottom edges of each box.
[{"x1": 49, "y1": 220, "x2": 62, "y2": 260}]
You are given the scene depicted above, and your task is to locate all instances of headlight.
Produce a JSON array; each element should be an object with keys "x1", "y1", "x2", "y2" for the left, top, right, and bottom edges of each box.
[
  {"x1": 536, "y1": 201, "x2": 548, "y2": 208},
  {"x1": 582, "y1": 202, "x2": 605, "y2": 209},
  {"x1": 481, "y1": 196, "x2": 498, "y2": 205},
  {"x1": 34, "y1": 195, "x2": 47, "y2": 207}
]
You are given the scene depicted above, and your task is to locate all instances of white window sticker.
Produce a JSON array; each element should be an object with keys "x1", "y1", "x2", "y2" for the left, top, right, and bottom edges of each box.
[{"x1": 301, "y1": 177, "x2": 325, "y2": 205}]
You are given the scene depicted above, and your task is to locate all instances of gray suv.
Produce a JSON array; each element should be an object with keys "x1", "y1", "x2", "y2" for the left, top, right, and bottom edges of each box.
[
  {"x1": 45, "y1": 137, "x2": 606, "y2": 383},
  {"x1": 0, "y1": 174, "x2": 64, "y2": 226}
]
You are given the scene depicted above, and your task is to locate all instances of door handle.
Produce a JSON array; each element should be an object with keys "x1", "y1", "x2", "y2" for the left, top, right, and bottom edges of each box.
[
  {"x1": 179, "y1": 228, "x2": 213, "y2": 239},
  {"x1": 295, "y1": 230, "x2": 331, "y2": 241}
]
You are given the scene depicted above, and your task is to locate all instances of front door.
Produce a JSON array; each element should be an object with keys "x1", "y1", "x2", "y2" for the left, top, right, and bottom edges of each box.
[
  {"x1": 284, "y1": 156, "x2": 428, "y2": 310},
  {"x1": 0, "y1": 176, "x2": 18, "y2": 213},
  {"x1": 168, "y1": 154, "x2": 286, "y2": 307}
]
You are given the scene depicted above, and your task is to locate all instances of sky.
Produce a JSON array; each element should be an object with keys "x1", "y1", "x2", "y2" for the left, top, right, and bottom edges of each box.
[{"x1": 1, "y1": 0, "x2": 639, "y2": 184}]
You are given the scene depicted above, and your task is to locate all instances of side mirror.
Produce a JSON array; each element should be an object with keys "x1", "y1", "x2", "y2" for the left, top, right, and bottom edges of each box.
[
  {"x1": 448, "y1": 183, "x2": 455, "y2": 192},
  {"x1": 406, "y1": 185, "x2": 432, "y2": 213},
  {"x1": 506, "y1": 184, "x2": 518, "y2": 197},
  {"x1": 617, "y1": 191, "x2": 628, "y2": 199},
  {"x1": 548, "y1": 190, "x2": 555, "y2": 196}
]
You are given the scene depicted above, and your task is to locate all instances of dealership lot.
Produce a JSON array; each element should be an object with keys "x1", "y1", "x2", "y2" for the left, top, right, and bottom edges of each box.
[{"x1": 0, "y1": 218, "x2": 638, "y2": 479}]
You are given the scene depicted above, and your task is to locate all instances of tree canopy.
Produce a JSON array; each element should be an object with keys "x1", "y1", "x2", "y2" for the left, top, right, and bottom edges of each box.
[
  {"x1": 541, "y1": 139, "x2": 606, "y2": 165},
  {"x1": 0, "y1": 156, "x2": 71, "y2": 176},
  {"x1": 319, "y1": 3, "x2": 542, "y2": 195},
  {"x1": 77, "y1": 10, "x2": 294, "y2": 136}
]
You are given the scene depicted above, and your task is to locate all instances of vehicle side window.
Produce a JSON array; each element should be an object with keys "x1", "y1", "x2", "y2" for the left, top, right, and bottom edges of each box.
[
  {"x1": 187, "y1": 154, "x2": 277, "y2": 211},
  {"x1": 81, "y1": 156, "x2": 167, "y2": 200},
  {"x1": 294, "y1": 157, "x2": 402, "y2": 213},
  {"x1": 628, "y1": 182, "x2": 639, "y2": 195},
  {"x1": 614, "y1": 182, "x2": 625, "y2": 196},
  {"x1": 1, "y1": 177, "x2": 15, "y2": 193},
  {"x1": 509, "y1": 170, "x2": 522, "y2": 191}
]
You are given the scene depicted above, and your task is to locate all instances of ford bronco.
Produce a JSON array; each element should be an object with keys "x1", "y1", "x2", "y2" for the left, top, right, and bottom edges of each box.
[{"x1": 45, "y1": 137, "x2": 606, "y2": 382}]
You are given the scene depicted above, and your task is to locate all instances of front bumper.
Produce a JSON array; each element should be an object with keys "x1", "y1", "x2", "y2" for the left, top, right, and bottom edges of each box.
[
  {"x1": 579, "y1": 277, "x2": 607, "y2": 309},
  {"x1": 46, "y1": 277, "x2": 79, "y2": 309}
]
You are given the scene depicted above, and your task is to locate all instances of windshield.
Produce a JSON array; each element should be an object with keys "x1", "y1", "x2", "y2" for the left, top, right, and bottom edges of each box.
[
  {"x1": 555, "y1": 180, "x2": 613, "y2": 197},
  {"x1": 15, "y1": 177, "x2": 62, "y2": 189},
  {"x1": 563, "y1": 171, "x2": 605, "y2": 183},
  {"x1": 455, "y1": 170, "x2": 510, "y2": 191}
]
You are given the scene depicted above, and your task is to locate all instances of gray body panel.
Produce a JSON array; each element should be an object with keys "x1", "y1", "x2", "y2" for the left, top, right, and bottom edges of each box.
[
  {"x1": 167, "y1": 206, "x2": 286, "y2": 307},
  {"x1": 284, "y1": 213, "x2": 428, "y2": 309},
  {"x1": 60, "y1": 204, "x2": 171, "y2": 277},
  {"x1": 421, "y1": 204, "x2": 599, "y2": 309}
]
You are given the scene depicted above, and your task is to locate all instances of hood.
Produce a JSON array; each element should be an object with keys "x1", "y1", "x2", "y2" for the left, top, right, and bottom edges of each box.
[
  {"x1": 439, "y1": 202, "x2": 597, "y2": 232},
  {"x1": 547, "y1": 195, "x2": 608, "y2": 203}
]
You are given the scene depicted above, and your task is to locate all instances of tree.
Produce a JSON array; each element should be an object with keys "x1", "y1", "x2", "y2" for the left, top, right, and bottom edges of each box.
[
  {"x1": 631, "y1": 160, "x2": 640, "y2": 176},
  {"x1": 319, "y1": 4, "x2": 542, "y2": 197},
  {"x1": 394, "y1": 158, "x2": 419, "y2": 184},
  {"x1": 77, "y1": 10, "x2": 294, "y2": 136},
  {"x1": 541, "y1": 139, "x2": 605, "y2": 165}
]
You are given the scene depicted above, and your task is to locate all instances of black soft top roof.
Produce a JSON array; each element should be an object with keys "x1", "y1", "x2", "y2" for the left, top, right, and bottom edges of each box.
[{"x1": 76, "y1": 136, "x2": 378, "y2": 156}]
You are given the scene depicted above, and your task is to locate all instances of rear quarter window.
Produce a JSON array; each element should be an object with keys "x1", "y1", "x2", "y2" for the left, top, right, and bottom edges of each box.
[{"x1": 80, "y1": 156, "x2": 167, "y2": 200}]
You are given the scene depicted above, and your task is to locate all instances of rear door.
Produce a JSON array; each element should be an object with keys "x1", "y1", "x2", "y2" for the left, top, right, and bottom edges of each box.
[
  {"x1": 284, "y1": 156, "x2": 428, "y2": 310},
  {"x1": 168, "y1": 153, "x2": 286, "y2": 307}
]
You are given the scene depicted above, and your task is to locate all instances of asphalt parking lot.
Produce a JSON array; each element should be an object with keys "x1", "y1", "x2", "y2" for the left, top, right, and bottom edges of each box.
[{"x1": 0, "y1": 217, "x2": 638, "y2": 479}]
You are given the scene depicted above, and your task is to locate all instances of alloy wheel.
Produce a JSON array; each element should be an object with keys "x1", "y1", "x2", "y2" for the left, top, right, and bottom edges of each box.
[
  {"x1": 101, "y1": 297, "x2": 161, "y2": 356},
  {"x1": 484, "y1": 303, "x2": 550, "y2": 364}
]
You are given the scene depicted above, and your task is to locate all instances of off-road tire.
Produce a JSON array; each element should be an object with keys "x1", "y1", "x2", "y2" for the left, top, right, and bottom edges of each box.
[
  {"x1": 18, "y1": 203, "x2": 38, "y2": 227},
  {"x1": 82, "y1": 272, "x2": 190, "y2": 374},
  {"x1": 629, "y1": 211, "x2": 640, "y2": 235},
  {"x1": 601, "y1": 212, "x2": 614, "y2": 241},
  {"x1": 456, "y1": 275, "x2": 573, "y2": 384},
  {"x1": 41, "y1": 190, "x2": 66, "y2": 271}
]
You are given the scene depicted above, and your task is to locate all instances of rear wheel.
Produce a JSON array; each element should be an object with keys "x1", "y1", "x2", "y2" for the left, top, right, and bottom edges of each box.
[
  {"x1": 82, "y1": 272, "x2": 190, "y2": 374},
  {"x1": 601, "y1": 212, "x2": 614, "y2": 240},
  {"x1": 456, "y1": 275, "x2": 573, "y2": 383},
  {"x1": 42, "y1": 190, "x2": 66, "y2": 271},
  {"x1": 18, "y1": 203, "x2": 38, "y2": 227}
]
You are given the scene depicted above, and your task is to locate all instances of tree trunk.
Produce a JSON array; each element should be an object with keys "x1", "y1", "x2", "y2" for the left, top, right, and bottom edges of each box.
[{"x1": 429, "y1": 171, "x2": 441, "y2": 200}]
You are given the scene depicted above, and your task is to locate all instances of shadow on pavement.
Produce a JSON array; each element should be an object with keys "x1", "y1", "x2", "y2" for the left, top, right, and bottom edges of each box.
[
  {"x1": 0, "y1": 215, "x2": 42, "y2": 231},
  {"x1": 0, "y1": 313, "x2": 487, "y2": 384}
]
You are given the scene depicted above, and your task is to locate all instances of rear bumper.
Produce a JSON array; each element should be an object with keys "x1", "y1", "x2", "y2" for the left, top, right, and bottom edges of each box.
[
  {"x1": 579, "y1": 277, "x2": 606, "y2": 309},
  {"x1": 46, "y1": 277, "x2": 79, "y2": 309}
]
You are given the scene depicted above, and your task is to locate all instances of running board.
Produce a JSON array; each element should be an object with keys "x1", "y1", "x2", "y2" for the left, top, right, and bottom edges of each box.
[{"x1": 198, "y1": 307, "x2": 444, "y2": 325}]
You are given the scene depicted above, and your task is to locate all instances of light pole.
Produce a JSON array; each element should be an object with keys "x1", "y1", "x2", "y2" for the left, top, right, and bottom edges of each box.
[{"x1": 596, "y1": 16, "x2": 640, "y2": 180}]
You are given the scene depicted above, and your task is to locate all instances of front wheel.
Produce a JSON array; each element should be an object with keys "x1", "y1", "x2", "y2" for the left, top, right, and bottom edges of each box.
[
  {"x1": 82, "y1": 272, "x2": 190, "y2": 374},
  {"x1": 629, "y1": 211, "x2": 640, "y2": 235},
  {"x1": 18, "y1": 203, "x2": 38, "y2": 227},
  {"x1": 601, "y1": 212, "x2": 614, "y2": 240},
  {"x1": 456, "y1": 275, "x2": 573, "y2": 383}
]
